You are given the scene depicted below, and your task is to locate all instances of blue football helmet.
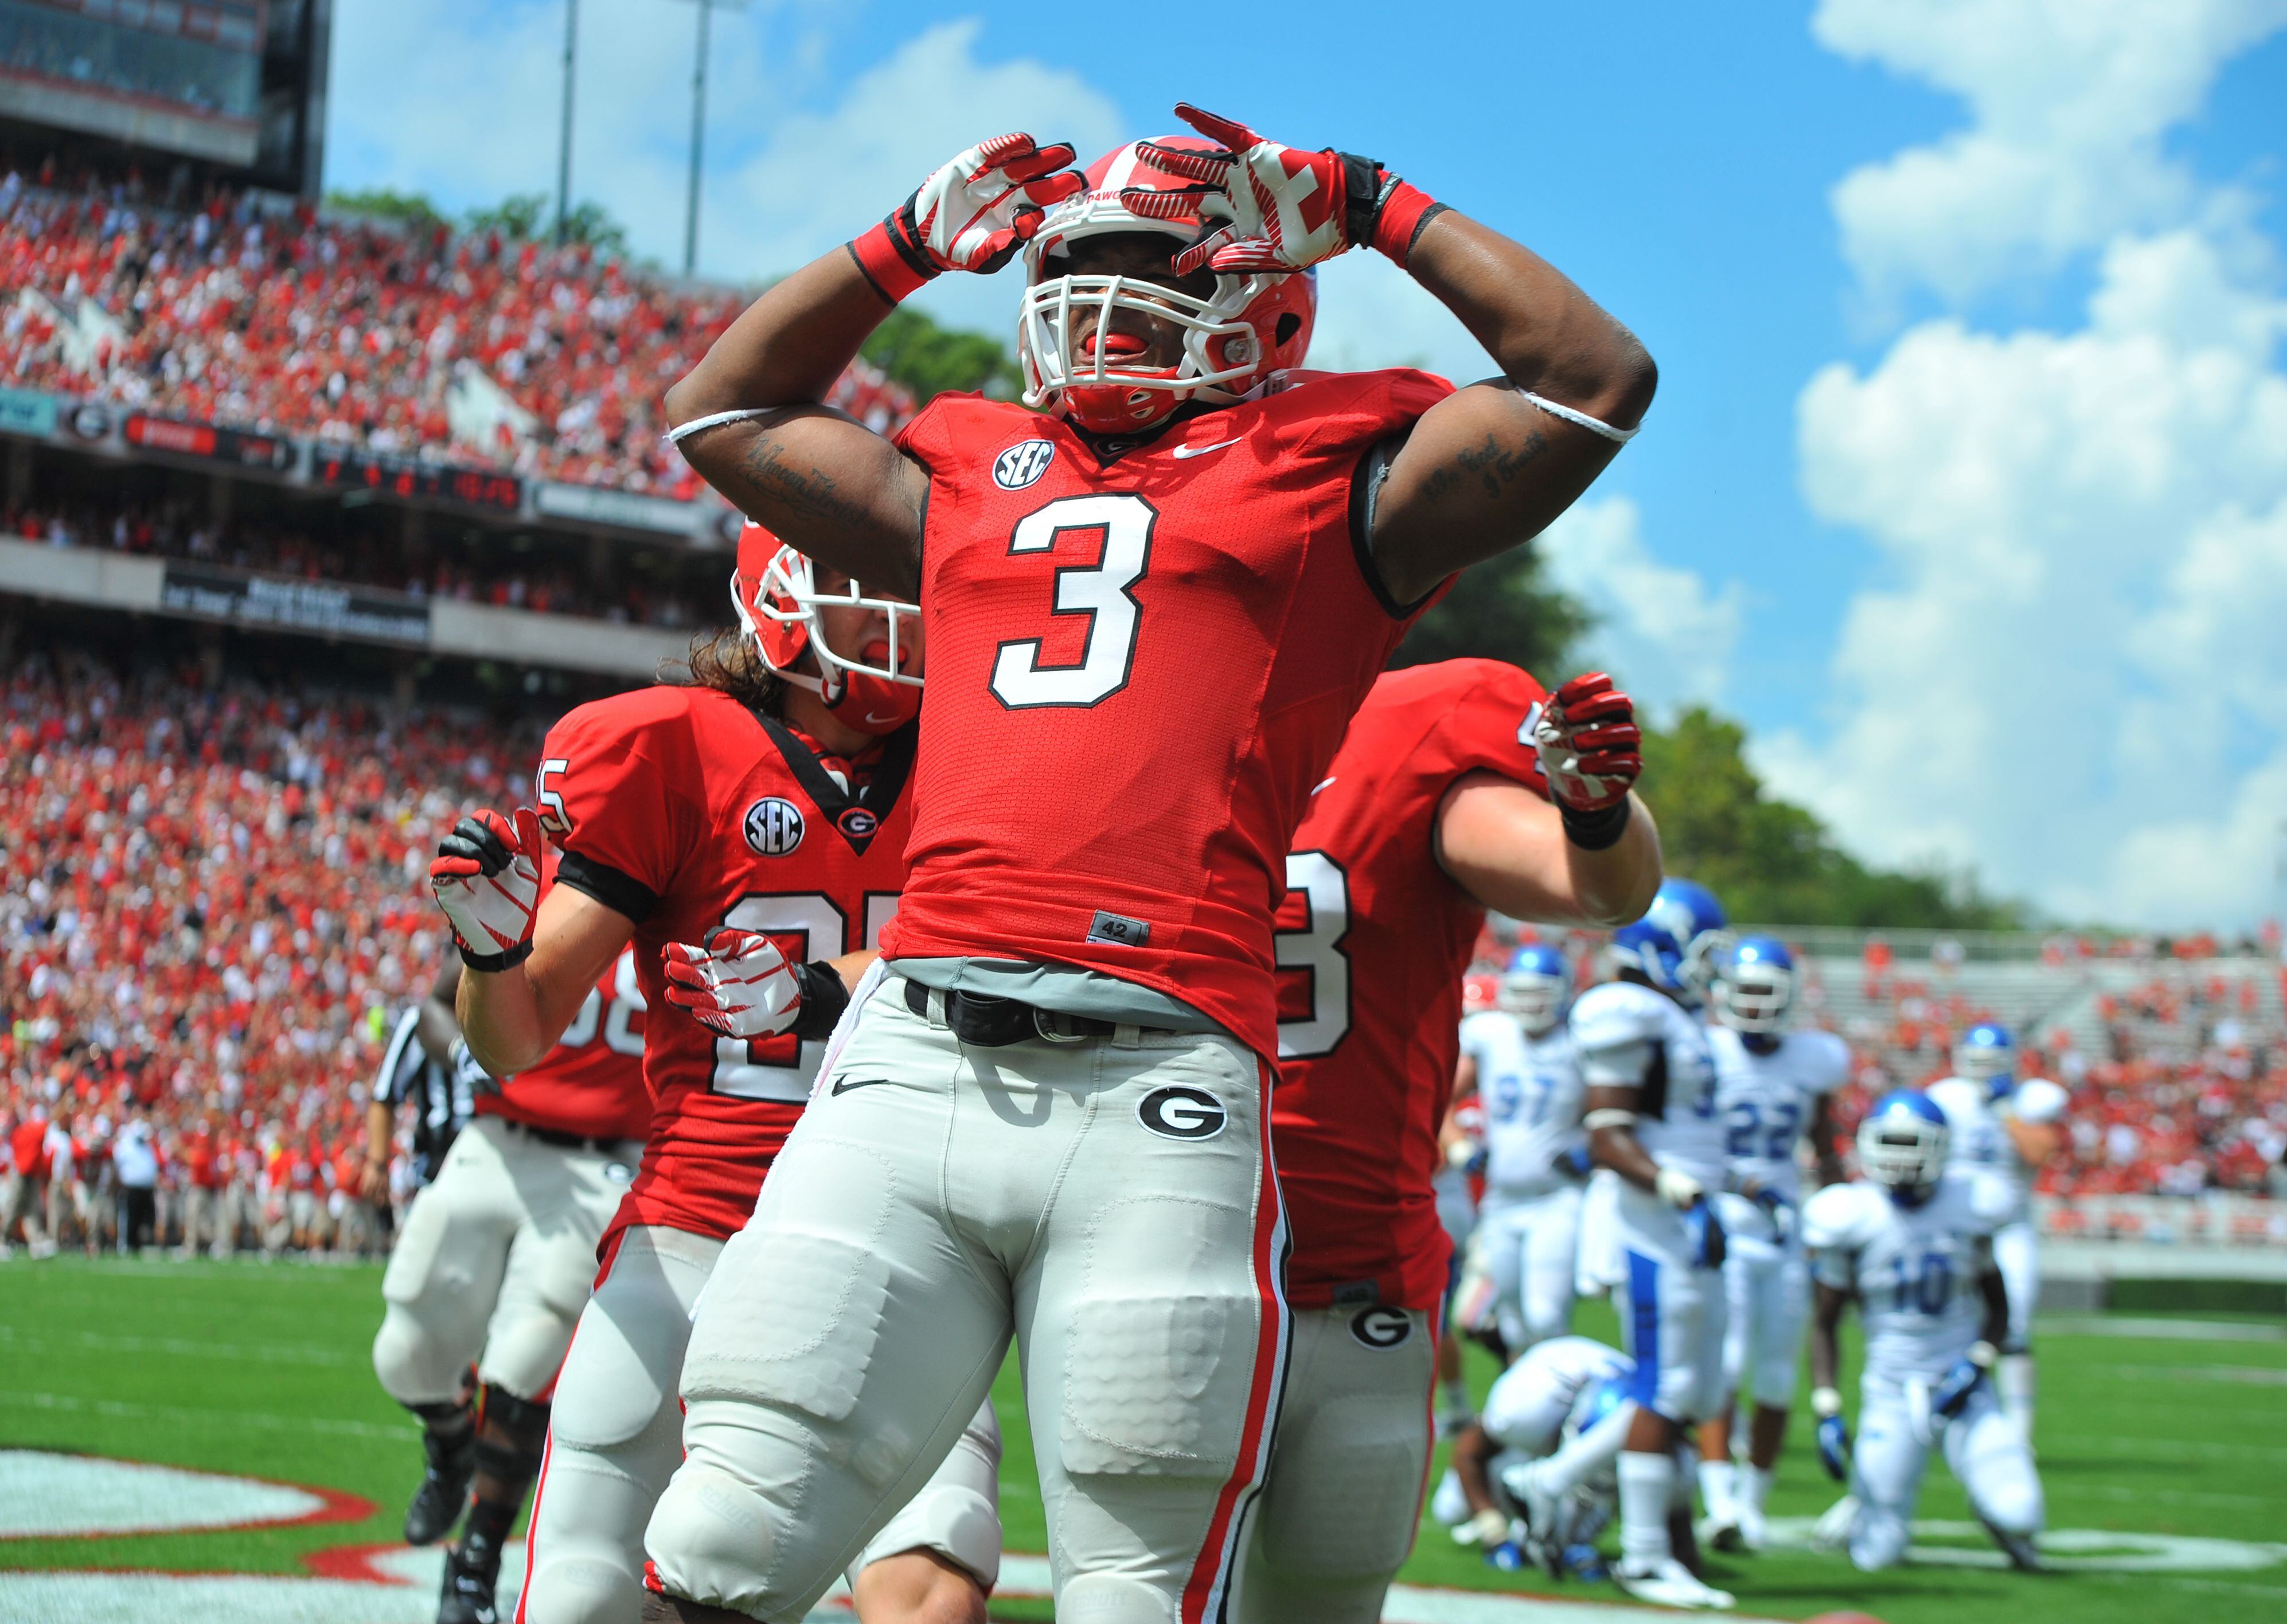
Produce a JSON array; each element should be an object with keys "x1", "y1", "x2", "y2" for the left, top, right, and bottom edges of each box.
[
  {"x1": 1857, "y1": 1090, "x2": 1949, "y2": 1205},
  {"x1": 1712, "y1": 935, "x2": 1796, "y2": 1035},
  {"x1": 1953, "y1": 1021, "x2": 2017, "y2": 1095},
  {"x1": 1500, "y1": 943, "x2": 1571, "y2": 1033},
  {"x1": 1609, "y1": 879, "x2": 1730, "y2": 1002}
]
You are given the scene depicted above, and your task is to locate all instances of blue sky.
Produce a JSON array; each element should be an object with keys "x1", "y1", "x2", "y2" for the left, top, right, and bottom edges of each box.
[{"x1": 326, "y1": 2, "x2": 2287, "y2": 924}]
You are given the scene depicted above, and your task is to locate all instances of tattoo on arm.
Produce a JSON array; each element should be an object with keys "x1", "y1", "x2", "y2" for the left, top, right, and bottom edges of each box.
[
  {"x1": 733, "y1": 434, "x2": 872, "y2": 529},
  {"x1": 1421, "y1": 428, "x2": 1550, "y2": 503}
]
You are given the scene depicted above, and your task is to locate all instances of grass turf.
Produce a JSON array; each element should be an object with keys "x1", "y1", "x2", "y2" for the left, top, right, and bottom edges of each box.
[{"x1": 2, "y1": 1254, "x2": 2282, "y2": 1621}]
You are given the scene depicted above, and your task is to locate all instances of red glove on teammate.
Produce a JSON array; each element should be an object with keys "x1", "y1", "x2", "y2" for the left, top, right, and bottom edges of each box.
[
  {"x1": 430, "y1": 808, "x2": 543, "y2": 971},
  {"x1": 661, "y1": 928, "x2": 805, "y2": 1040},
  {"x1": 1121, "y1": 103, "x2": 1445, "y2": 275},
  {"x1": 1532, "y1": 673, "x2": 1644, "y2": 834},
  {"x1": 849, "y1": 133, "x2": 1086, "y2": 304}
]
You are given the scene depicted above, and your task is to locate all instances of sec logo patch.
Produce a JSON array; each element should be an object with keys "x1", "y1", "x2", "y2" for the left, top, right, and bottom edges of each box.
[
  {"x1": 993, "y1": 439, "x2": 1055, "y2": 490},
  {"x1": 1349, "y1": 1306, "x2": 1414, "y2": 1350},
  {"x1": 743, "y1": 796, "x2": 805, "y2": 856}
]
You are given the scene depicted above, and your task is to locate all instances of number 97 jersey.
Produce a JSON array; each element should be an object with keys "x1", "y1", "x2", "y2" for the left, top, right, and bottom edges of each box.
[
  {"x1": 882, "y1": 369, "x2": 1453, "y2": 1061},
  {"x1": 538, "y1": 683, "x2": 915, "y2": 1244}
]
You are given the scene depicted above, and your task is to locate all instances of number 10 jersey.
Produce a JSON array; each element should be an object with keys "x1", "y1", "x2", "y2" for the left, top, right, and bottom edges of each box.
[{"x1": 883, "y1": 368, "x2": 1453, "y2": 1061}]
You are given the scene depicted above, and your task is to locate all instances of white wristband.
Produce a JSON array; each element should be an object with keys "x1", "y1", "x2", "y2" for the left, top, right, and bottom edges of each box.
[
  {"x1": 1583, "y1": 1108, "x2": 1637, "y2": 1131},
  {"x1": 1968, "y1": 1340, "x2": 1999, "y2": 1369},
  {"x1": 1517, "y1": 388, "x2": 1640, "y2": 443},
  {"x1": 1812, "y1": 1386, "x2": 1843, "y2": 1419},
  {"x1": 666, "y1": 407, "x2": 779, "y2": 446}
]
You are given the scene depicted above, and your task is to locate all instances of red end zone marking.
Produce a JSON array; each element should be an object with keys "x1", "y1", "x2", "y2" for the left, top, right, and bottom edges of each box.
[{"x1": 0, "y1": 1451, "x2": 373, "y2": 1543}]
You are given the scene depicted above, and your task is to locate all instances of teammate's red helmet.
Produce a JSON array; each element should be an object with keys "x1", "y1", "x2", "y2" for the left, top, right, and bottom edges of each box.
[
  {"x1": 1020, "y1": 137, "x2": 1317, "y2": 434},
  {"x1": 730, "y1": 521, "x2": 921, "y2": 736}
]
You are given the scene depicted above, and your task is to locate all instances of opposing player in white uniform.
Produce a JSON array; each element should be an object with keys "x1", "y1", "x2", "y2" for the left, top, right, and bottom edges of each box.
[
  {"x1": 1696, "y1": 936, "x2": 1848, "y2": 1552},
  {"x1": 1434, "y1": 1336, "x2": 1693, "y2": 1580},
  {"x1": 1924, "y1": 1023, "x2": 2065, "y2": 1439},
  {"x1": 1571, "y1": 878, "x2": 1735, "y2": 1610},
  {"x1": 1454, "y1": 943, "x2": 1588, "y2": 1359},
  {"x1": 1802, "y1": 1090, "x2": 2044, "y2": 1571}
]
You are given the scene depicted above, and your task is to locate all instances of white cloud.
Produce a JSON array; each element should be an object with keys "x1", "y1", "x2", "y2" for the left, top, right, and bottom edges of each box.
[
  {"x1": 1763, "y1": 229, "x2": 2287, "y2": 924},
  {"x1": 1537, "y1": 496, "x2": 1743, "y2": 715},
  {"x1": 1813, "y1": 0, "x2": 2287, "y2": 307},
  {"x1": 325, "y1": 6, "x2": 1121, "y2": 302}
]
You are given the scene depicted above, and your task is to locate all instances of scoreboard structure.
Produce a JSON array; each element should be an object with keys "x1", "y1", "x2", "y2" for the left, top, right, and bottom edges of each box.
[{"x1": 0, "y1": 0, "x2": 329, "y2": 197}]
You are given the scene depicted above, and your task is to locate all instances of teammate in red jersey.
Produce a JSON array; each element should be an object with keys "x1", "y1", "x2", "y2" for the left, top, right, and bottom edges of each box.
[
  {"x1": 370, "y1": 936, "x2": 649, "y2": 1624},
  {"x1": 1233, "y1": 659, "x2": 1662, "y2": 1622},
  {"x1": 437, "y1": 533, "x2": 1002, "y2": 1624},
  {"x1": 646, "y1": 102, "x2": 1654, "y2": 1622}
]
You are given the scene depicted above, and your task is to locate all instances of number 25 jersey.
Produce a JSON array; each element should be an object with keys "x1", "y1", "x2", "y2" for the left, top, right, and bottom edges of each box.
[
  {"x1": 538, "y1": 683, "x2": 914, "y2": 1243},
  {"x1": 883, "y1": 368, "x2": 1453, "y2": 1061}
]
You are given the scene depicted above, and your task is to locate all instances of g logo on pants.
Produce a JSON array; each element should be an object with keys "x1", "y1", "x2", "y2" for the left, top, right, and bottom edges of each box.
[
  {"x1": 1137, "y1": 1086, "x2": 1226, "y2": 1141},
  {"x1": 1349, "y1": 1307, "x2": 1412, "y2": 1350}
]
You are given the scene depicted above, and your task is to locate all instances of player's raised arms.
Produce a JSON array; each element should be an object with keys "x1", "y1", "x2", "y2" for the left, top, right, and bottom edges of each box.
[{"x1": 664, "y1": 111, "x2": 1653, "y2": 604}]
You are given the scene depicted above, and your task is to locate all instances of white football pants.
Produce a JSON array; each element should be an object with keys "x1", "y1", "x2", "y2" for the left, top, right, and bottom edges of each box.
[
  {"x1": 642, "y1": 981, "x2": 1287, "y2": 1624},
  {"x1": 1719, "y1": 1227, "x2": 1809, "y2": 1410},
  {"x1": 520, "y1": 1223, "x2": 1002, "y2": 1624},
  {"x1": 1231, "y1": 1305, "x2": 1434, "y2": 1624},
  {"x1": 372, "y1": 1115, "x2": 639, "y2": 1405},
  {"x1": 1459, "y1": 1184, "x2": 1581, "y2": 1353},
  {"x1": 1992, "y1": 1220, "x2": 2038, "y2": 1352},
  {"x1": 1847, "y1": 1373, "x2": 2043, "y2": 1571},
  {"x1": 1612, "y1": 1188, "x2": 1727, "y2": 1424}
]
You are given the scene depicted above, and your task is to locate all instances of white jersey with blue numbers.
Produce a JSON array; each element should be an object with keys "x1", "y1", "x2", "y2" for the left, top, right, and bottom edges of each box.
[
  {"x1": 1568, "y1": 981, "x2": 1724, "y2": 1188},
  {"x1": 1709, "y1": 1026, "x2": 1849, "y2": 1233},
  {"x1": 1802, "y1": 1173, "x2": 2013, "y2": 1382},
  {"x1": 1462, "y1": 1009, "x2": 1585, "y2": 1197},
  {"x1": 1925, "y1": 1075, "x2": 2069, "y2": 1226}
]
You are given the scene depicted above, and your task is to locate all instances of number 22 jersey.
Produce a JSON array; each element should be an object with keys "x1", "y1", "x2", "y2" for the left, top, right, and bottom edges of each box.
[
  {"x1": 883, "y1": 368, "x2": 1454, "y2": 1061},
  {"x1": 537, "y1": 683, "x2": 914, "y2": 1244}
]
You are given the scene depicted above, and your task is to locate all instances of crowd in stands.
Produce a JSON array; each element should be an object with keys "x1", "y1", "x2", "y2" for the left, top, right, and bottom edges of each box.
[
  {"x1": 5, "y1": 499, "x2": 711, "y2": 628},
  {"x1": 0, "y1": 165, "x2": 916, "y2": 493},
  {"x1": 0, "y1": 647, "x2": 534, "y2": 1259}
]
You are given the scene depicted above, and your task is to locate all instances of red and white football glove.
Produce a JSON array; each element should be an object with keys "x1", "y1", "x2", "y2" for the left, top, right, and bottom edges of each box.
[
  {"x1": 850, "y1": 134, "x2": 1085, "y2": 303},
  {"x1": 1533, "y1": 673, "x2": 1643, "y2": 814},
  {"x1": 1122, "y1": 103, "x2": 1443, "y2": 276},
  {"x1": 431, "y1": 809, "x2": 543, "y2": 971},
  {"x1": 662, "y1": 928, "x2": 803, "y2": 1040}
]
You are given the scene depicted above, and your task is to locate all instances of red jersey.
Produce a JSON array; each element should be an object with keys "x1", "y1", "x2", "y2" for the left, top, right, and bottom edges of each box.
[
  {"x1": 1271, "y1": 659, "x2": 1552, "y2": 1310},
  {"x1": 474, "y1": 945, "x2": 650, "y2": 1142},
  {"x1": 541, "y1": 684, "x2": 914, "y2": 1244},
  {"x1": 10, "y1": 1118, "x2": 48, "y2": 1181},
  {"x1": 881, "y1": 369, "x2": 1452, "y2": 1059},
  {"x1": 184, "y1": 1131, "x2": 221, "y2": 1190}
]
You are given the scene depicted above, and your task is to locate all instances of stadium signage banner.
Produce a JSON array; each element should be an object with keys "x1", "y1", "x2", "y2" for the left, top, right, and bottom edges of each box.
[
  {"x1": 533, "y1": 479, "x2": 705, "y2": 539},
  {"x1": 159, "y1": 563, "x2": 432, "y2": 646},
  {"x1": 0, "y1": 387, "x2": 60, "y2": 438},
  {"x1": 311, "y1": 448, "x2": 524, "y2": 514},
  {"x1": 124, "y1": 413, "x2": 296, "y2": 472}
]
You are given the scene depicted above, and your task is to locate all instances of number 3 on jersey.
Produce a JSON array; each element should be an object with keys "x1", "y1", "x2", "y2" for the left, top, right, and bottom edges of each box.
[
  {"x1": 990, "y1": 493, "x2": 1155, "y2": 709},
  {"x1": 1276, "y1": 850, "x2": 1352, "y2": 1060}
]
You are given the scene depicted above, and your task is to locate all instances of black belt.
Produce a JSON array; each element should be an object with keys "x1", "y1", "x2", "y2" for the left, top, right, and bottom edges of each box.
[
  {"x1": 499, "y1": 1118, "x2": 620, "y2": 1155},
  {"x1": 902, "y1": 975, "x2": 1163, "y2": 1048}
]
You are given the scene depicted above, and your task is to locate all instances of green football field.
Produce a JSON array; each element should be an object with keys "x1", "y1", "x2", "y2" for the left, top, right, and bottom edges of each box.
[{"x1": 2, "y1": 1255, "x2": 2282, "y2": 1622}]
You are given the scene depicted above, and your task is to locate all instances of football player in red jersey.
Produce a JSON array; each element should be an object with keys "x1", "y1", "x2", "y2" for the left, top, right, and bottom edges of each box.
[
  {"x1": 369, "y1": 938, "x2": 650, "y2": 1624},
  {"x1": 1237, "y1": 661, "x2": 1660, "y2": 1621},
  {"x1": 646, "y1": 104, "x2": 1654, "y2": 1623},
  {"x1": 436, "y1": 534, "x2": 1001, "y2": 1624}
]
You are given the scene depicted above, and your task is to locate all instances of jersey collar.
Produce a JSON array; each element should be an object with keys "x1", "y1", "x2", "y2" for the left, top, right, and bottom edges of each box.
[{"x1": 749, "y1": 710, "x2": 915, "y2": 857}]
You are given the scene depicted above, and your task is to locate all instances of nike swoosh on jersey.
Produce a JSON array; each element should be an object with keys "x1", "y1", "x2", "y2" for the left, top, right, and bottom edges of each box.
[
  {"x1": 829, "y1": 1076, "x2": 893, "y2": 1096},
  {"x1": 1171, "y1": 437, "x2": 1243, "y2": 459}
]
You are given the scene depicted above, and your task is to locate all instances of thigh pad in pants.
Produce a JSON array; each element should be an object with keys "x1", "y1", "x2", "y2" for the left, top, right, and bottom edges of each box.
[{"x1": 1253, "y1": 1307, "x2": 1433, "y2": 1583}]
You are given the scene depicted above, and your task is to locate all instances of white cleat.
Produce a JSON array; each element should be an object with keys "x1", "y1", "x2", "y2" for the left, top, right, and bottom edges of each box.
[
  {"x1": 1614, "y1": 1559, "x2": 1736, "y2": 1610},
  {"x1": 1699, "y1": 1514, "x2": 1743, "y2": 1553},
  {"x1": 1735, "y1": 1502, "x2": 1767, "y2": 1552}
]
